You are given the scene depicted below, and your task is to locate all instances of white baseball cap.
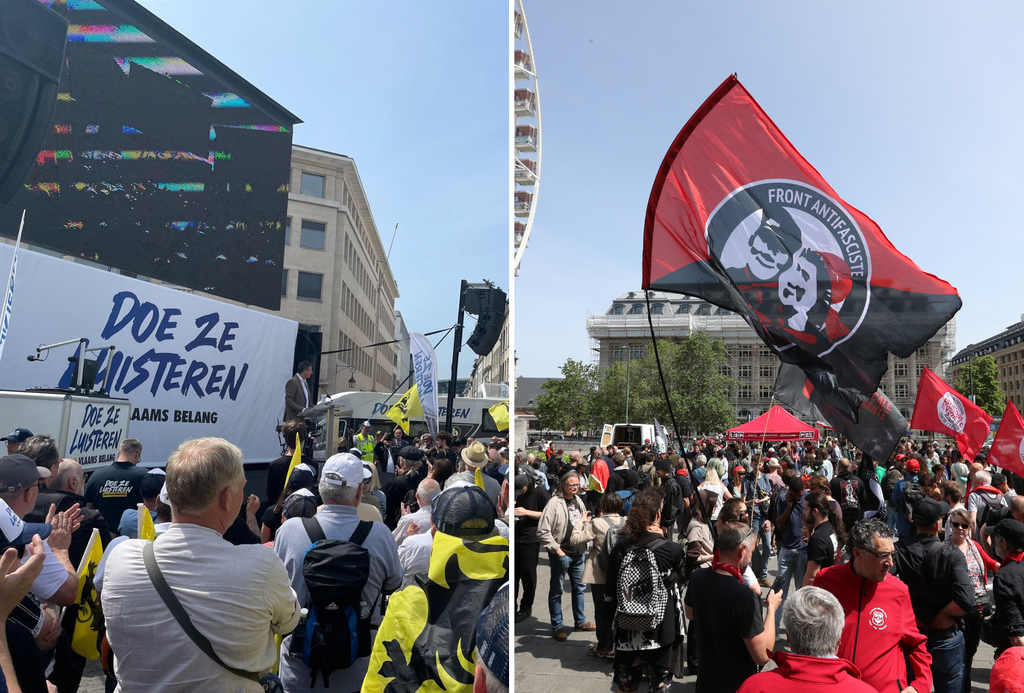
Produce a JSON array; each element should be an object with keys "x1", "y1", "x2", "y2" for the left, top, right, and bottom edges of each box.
[
  {"x1": 296, "y1": 463, "x2": 317, "y2": 476},
  {"x1": 322, "y1": 453, "x2": 372, "y2": 487},
  {"x1": 362, "y1": 421, "x2": 371, "y2": 428}
]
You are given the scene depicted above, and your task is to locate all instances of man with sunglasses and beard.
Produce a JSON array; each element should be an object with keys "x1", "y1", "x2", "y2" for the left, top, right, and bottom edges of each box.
[{"x1": 814, "y1": 518, "x2": 933, "y2": 693}]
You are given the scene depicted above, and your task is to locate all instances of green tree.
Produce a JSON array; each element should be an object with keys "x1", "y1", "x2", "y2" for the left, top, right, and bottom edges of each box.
[
  {"x1": 953, "y1": 355, "x2": 1006, "y2": 417},
  {"x1": 592, "y1": 332, "x2": 739, "y2": 435},
  {"x1": 534, "y1": 358, "x2": 600, "y2": 432}
]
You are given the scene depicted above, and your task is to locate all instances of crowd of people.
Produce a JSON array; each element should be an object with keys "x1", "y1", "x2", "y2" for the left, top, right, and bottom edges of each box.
[
  {"x1": 514, "y1": 435, "x2": 1024, "y2": 693},
  {"x1": 0, "y1": 421, "x2": 511, "y2": 693}
]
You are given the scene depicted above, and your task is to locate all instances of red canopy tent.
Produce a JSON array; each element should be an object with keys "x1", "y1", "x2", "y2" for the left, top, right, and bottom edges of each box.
[{"x1": 726, "y1": 405, "x2": 820, "y2": 443}]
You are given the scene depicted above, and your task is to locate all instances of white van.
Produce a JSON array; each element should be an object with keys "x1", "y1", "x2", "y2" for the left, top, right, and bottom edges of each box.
[{"x1": 600, "y1": 423, "x2": 656, "y2": 449}]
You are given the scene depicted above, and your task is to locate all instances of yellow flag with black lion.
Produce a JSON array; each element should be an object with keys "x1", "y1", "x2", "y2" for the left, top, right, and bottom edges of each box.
[{"x1": 362, "y1": 486, "x2": 508, "y2": 693}]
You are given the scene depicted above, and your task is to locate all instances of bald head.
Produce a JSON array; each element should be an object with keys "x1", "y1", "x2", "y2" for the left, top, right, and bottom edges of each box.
[
  {"x1": 1010, "y1": 495, "x2": 1024, "y2": 523},
  {"x1": 53, "y1": 458, "x2": 84, "y2": 495},
  {"x1": 838, "y1": 458, "x2": 852, "y2": 473},
  {"x1": 570, "y1": 451, "x2": 583, "y2": 466},
  {"x1": 416, "y1": 478, "x2": 441, "y2": 507}
]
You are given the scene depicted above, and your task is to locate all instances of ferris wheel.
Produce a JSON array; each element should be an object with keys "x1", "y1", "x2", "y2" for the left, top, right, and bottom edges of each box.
[{"x1": 513, "y1": 0, "x2": 540, "y2": 277}]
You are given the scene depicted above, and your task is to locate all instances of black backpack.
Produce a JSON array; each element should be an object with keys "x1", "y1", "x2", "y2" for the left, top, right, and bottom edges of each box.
[
  {"x1": 902, "y1": 482, "x2": 925, "y2": 522},
  {"x1": 289, "y1": 518, "x2": 375, "y2": 687},
  {"x1": 637, "y1": 464, "x2": 655, "y2": 491}
]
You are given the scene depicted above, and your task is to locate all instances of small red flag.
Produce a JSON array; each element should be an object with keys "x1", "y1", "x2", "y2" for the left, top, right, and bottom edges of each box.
[
  {"x1": 989, "y1": 400, "x2": 1024, "y2": 480},
  {"x1": 910, "y1": 367, "x2": 992, "y2": 461}
]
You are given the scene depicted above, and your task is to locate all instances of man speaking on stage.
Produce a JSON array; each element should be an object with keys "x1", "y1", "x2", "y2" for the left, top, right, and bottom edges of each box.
[{"x1": 284, "y1": 361, "x2": 314, "y2": 422}]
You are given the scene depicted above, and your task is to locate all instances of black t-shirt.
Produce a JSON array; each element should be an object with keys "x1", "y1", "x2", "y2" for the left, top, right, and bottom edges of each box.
[
  {"x1": 262, "y1": 506, "x2": 284, "y2": 540},
  {"x1": 515, "y1": 484, "x2": 551, "y2": 544},
  {"x1": 223, "y1": 515, "x2": 260, "y2": 545},
  {"x1": 684, "y1": 567, "x2": 764, "y2": 693},
  {"x1": 807, "y1": 521, "x2": 838, "y2": 568},
  {"x1": 84, "y1": 462, "x2": 149, "y2": 532},
  {"x1": 265, "y1": 454, "x2": 316, "y2": 504}
]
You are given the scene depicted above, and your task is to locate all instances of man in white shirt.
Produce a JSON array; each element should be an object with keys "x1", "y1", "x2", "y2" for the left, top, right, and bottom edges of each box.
[
  {"x1": 102, "y1": 438, "x2": 300, "y2": 692},
  {"x1": 393, "y1": 479, "x2": 440, "y2": 547},
  {"x1": 275, "y1": 453, "x2": 403, "y2": 692}
]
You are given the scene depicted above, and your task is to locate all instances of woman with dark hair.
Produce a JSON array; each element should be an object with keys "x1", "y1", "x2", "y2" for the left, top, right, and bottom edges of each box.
[
  {"x1": 801, "y1": 490, "x2": 846, "y2": 586},
  {"x1": 606, "y1": 488, "x2": 686, "y2": 692},
  {"x1": 571, "y1": 491, "x2": 625, "y2": 658},
  {"x1": 429, "y1": 456, "x2": 454, "y2": 488}
]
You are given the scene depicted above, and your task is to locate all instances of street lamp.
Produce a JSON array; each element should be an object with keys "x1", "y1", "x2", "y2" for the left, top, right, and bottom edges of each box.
[{"x1": 337, "y1": 361, "x2": 357, "y2": 391}]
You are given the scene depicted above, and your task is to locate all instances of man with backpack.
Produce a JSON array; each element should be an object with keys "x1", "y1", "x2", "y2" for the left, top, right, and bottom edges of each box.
[
  {"x1": 830, "y1": 458, "x2": 868, "y2": 532},
  {"x1": 968, "y1": 470, "x2": 1007, "y2": 535},
  {"x1": 654, "y1": 458, "x2": 685, "y2": 541},
  {"x1": 275, "y1": 452, "x2": 403, "y2": 691},
  {"x1": 891, "y1": 457, "x2": 923, "y2": 538},
  {"x1": 891, "y1": 498, "x2": 974, "y2": 693}
]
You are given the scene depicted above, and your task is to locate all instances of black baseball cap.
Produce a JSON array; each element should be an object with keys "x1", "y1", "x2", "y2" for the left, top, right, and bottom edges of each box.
[
  {"x1": 986, "y1": 519, "x2": 1024, "y2": 547},
  {"x1": 912, "y1": 498, "x2": 950, "y2": 526},
  {"x1": 1, "y1": 429, "x2": 32, "y2": 444},
  {"x1": 0, "y1": 454, "x2": 51, "y2": 493},
  {"x1": 432, "y1": 486, "x2": 495, "y2": 537}
]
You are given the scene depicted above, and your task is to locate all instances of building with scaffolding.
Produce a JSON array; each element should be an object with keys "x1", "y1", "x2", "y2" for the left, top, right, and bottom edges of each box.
[{"x1": 586, "y1": 291, "x2": 957, "y2": 423}]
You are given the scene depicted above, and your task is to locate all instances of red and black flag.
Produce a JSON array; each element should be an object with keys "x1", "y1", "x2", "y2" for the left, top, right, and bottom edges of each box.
[
  {"x1": 910, "y1": 367, "x2": 992, "y2": 462},
  {"x1": 643, "y1": 76, "x2": 961, "y2": 425}
]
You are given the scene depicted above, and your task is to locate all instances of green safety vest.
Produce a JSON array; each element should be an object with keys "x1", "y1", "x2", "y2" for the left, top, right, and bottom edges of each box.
[{"x1": 354, "y1": 433, "x2": 375, "y2": 462}]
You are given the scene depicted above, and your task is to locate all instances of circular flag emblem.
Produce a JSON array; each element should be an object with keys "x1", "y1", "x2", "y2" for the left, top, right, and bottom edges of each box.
[
  {"x1": 937, "y1": 392, "x2": 966, "y2": 434},
  {"x1": 1018, "y1": 437, "x2": 1024, "y2": 466},
  {"x1": 706, "y1": 180, "x2": 871, "y2": 356},
  {"x1": 869, "y1": 607, "x2": 887, "y2": 630}
]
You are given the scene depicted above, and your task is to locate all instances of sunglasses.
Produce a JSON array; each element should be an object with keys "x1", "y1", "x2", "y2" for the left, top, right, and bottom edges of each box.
[{"x1": 950, "y1": 521, "x2": 970, "y2": 530}]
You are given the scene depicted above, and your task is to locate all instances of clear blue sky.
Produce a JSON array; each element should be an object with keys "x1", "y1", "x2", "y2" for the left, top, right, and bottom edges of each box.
[
  {"x1": 138, "y1": 0, "x2": 508, "y2": 379},
  {"x1": 515, "y1": 1, "x2": 1024, "y2": 377}
]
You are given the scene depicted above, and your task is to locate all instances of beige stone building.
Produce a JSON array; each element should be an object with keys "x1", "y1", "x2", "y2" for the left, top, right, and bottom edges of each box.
[
  {"x1": 587, "y1": 291, "x2": 957, "y2": 423},
  {"x1": 277, "y1": 145, "x2": 399, "y2": 396},
  {"x1": 950, "y1": 315, "x2": 1024, "y2": 411}
]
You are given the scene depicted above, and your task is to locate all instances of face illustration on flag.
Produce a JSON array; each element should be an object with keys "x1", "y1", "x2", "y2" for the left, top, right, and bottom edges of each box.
[{"x1": 643, "y1": 76, "x2": 961, "y2": 419}]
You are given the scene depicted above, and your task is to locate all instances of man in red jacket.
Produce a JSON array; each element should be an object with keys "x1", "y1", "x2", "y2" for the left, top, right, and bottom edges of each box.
[
  {"x1": 738, "y1": 586, "x2": 876, "y2": 693},
  {"x1": 813, "y1": 518, "x2": 932, "y2": 693}
]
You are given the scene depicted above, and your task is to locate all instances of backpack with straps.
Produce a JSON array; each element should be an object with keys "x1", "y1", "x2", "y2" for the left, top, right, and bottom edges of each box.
[
  {"x1": 616, "y1": 541, "x2": 669, "y2": 632},
  {"x1": 902, "y1": 481, "x2": 925, "y2": 522},
  {"x1": 598, "y1": 517, "x2": 627, "y2": 572},
  {"x1": 289, "y1": 518, "x2": 375, "y2": 687},
  {"x1": 636, "y1": 464, "x2": 655, "y2": 491}
]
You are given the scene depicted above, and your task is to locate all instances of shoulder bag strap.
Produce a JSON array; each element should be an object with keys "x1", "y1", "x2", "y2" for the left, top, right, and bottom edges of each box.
[
  {"x1": 350, "y1": 520, "x2": 373, "y2": 546},
  {"x1": 142, "y1": 542, "x2": 260, "y2": 683},
  {"x1": 302, "y1": 516, "x2": 326, "y2": 544}
]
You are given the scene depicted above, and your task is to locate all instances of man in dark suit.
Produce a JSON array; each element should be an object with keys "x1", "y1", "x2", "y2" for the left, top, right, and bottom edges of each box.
[{"x1": 284, "y1": 360, "x2": 314, "y2": 422}]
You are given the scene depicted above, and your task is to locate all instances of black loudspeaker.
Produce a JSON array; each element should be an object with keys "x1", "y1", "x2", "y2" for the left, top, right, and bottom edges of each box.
[
  {"x1": 0, "y1": 0, "x2": 68, "y2": 204},
  {"x1": 466, "y1": 286, "x2": 507, "y2": 356},
  {"x1": 293, "y1": 328, "x2": 322, "y2": 403}
]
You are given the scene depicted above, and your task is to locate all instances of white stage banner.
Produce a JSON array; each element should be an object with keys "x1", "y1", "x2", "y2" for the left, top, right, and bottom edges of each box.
[
  {"x1": 409, "y1": 332, "x2": 438, "y2": 437},
  {"x1": 0, "y1": 246, "x2": 297, "y2": 466}
]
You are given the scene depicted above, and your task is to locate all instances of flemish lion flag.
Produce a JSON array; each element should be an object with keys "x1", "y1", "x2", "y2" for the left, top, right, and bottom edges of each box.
[
  {"x1": 362, "y1": 532, "x2": 508, "y2": 693},
  {"x1": 282, "y1": 433, "x2": 302, "y2": 490},
  {"x1": 71, "y1": 529, "x2": 104, "y2": 660},
  {"x1": 643, "y1": 75, "x2": 961, "y2": 427},
  {"x1": 386, "y1": 385, "x2": 424, "y2": 435},
  {"x1": 488, "y1": 399, "x2": 509, "y2": 432}
]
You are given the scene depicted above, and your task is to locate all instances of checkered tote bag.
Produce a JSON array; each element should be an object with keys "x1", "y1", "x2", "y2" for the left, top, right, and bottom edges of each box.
[{"x1": 615, "y1": 546, "x2": 668, "y2": 633}]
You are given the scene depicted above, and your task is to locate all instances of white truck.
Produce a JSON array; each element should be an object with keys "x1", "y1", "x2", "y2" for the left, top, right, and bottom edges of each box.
[
  {"x1": 0, "y1": 390, "x2": 131, "y2": 469},
  {"x1": 600, "y1": 423, "x2": 657, "y2": 449}
]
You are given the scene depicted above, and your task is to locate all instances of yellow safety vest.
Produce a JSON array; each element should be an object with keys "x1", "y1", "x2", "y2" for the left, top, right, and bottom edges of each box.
[{"x1": 354, "y1": 433, "x2": 375, "y2": 462}]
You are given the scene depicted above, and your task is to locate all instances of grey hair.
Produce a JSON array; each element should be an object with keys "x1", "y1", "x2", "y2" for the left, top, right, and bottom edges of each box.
[
  {"x1": 976, "y1": 470, "x2": 992, "y2": 486},
  {"x1": 783, "y1": 586, "x2": 845, "y2": 657},
  {"x1": 515, "y1": 451, "x2": 528, "y2": 466},
  {"x1": 846, "y1": 517, "x2": 896, "y2": 556},
  {"x1": 1010, "y1": 495, "x2": 1024, "y2": 518},
  {"x1": 479, "y1": 660, "x2": 507, "y2": 693},
  {"x1": 166, "y1": 438, "x2": 245, "y2": 514},
  {"x1": 717, "y1": 522, "x2": 755, "y2": 555},
  {"x1": 416, "y1": 478, "x2": 441, "y2": 506},
  {"x1": 695, "y1": 454, "x2": 707, "y2": 468},
  {"x1": 319, "y1": 480, "x2": 360, "y2": 505}
]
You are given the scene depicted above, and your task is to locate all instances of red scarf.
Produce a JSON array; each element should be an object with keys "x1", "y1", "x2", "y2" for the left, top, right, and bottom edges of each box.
[{"x1": 712, "y1": 549, "x2": 745, "y2": 584}]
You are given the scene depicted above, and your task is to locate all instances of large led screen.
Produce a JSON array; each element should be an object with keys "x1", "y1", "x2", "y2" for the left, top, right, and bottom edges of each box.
[{"x1": 0, "y1": 0, "x2": 296, "y2": 310}]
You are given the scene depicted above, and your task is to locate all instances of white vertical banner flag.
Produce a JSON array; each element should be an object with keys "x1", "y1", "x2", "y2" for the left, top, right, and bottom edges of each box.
[
  {"x1": 409, "y1": 332, "x2": 439, "y2": 436},
  {"x1": 0, "y1": 211, "x2": 25, "y2": 365}
]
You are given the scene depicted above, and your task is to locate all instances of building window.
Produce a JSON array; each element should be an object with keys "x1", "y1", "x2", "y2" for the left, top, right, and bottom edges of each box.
[
  {"x1": 714, "y1": 307, "x2": 731, "y2": 316},
  {"x1": 738, "y1": 347, "x2": 752, "y2": 358},
  {"x1": 758, "y1": 347, "x2": 772, "y2": 358},
  {"x1": 738, "y1": 365, "x2": 751, "y2": 378},
  {"x1": 629, "y1": 305, "x2": 643, "y2": 315},
  {"x1": 300, "y1": 220, "x2": 326, "y2": 250},
  {"x1": 759, "y1": 385, "x2": 771, "y2": 398},
  {"x1": 894, "y1": 362, "x2": 908, "y2": 377},
  {"x1": 300, "y1": 172, "x2": 325, "y2": 198},
  {"x1": 296, "y1": 271, "x2": 323, "y2": 301},
  {"x1": 696, "y1": 304, "x2": 711, "y2": 316},
  {"x1": 630, "y1": 345, "x2": 643, "y2": 359},
  {"x1": 738, "y1": 385, "x2": 752, "y2": 400},
  {"x1": 284, "y1": 217, "x2": 291, "y2": 245},
  {"x1": 916, "y1": 363, "x2": 925, "y2": 378},
  {"x1": 895, "y1": 384, "x2": 909, "y2": 399},
  {"x1": 916, "y1": 345, "x2": 930, "y2": 357},
  {"x1": 760, "y1": 364, "x2": 773, "y2": 378},
  {"x1": 611, "y1": 305, "x2": 623, "y2": 315},
  {"x1": 610, "y1": 346, "x2": 625, "y2": 362},
  {"x1": 651, "y1": 304, "x2": 663, "y2": 315},
  {"x1": 676, "y1": 305, "x2": 690, "y2": 315},
  {"x1": 281, "y1": 269, "x2": 288, "y2": 297}
]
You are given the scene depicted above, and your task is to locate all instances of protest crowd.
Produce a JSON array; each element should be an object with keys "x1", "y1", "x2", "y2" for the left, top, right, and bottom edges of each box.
[
  {"x1": 515, "y1": 433, "x2": 1024, "y2": 693},
  {"x1": 0, "y1": 421, "x2": 510, "y2": 693}
]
